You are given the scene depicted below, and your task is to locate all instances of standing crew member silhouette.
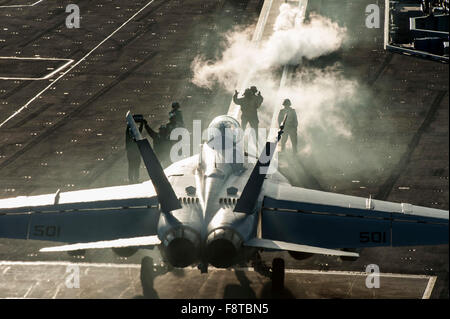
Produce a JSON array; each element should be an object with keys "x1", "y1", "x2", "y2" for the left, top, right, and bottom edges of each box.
[
  {"x1": 233, "y1": 86, "x2": 263, "y2": 142},
  {"x1": 168, "y1": 102, "x2": 184, "y2": 128},
  {"x1": 277, "y1": 99, "x2": 298, "y2": 152},
  {"x1": 144, "y1": 121, "x2": 171, "y2": 168}
]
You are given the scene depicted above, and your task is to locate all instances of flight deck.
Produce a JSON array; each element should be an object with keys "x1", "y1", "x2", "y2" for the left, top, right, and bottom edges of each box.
[
  {"x1": 0, "y1": 260, "x2": 436, "y2": 299},
  {"x1": 0, "y1": 0, "x2": 448, "y2": 299}
]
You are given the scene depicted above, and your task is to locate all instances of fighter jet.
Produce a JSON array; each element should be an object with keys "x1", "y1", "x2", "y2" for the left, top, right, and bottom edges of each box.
[{"x1": 0, "y1": 112, "x2": 448, "y2": 290}]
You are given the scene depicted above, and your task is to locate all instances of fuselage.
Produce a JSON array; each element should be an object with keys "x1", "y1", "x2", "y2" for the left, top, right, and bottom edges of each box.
[{"x1": 155, "y1": 115, "x2": 290, "y2": 269}]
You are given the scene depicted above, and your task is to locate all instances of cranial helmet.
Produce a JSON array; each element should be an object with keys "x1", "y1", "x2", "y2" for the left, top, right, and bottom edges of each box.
[{"x1": 282, "y1": 99, "x2": 291, "y2": 107}]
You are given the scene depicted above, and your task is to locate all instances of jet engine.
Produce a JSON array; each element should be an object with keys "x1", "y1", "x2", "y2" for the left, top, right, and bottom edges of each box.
[
  {"x1": 160, "y1": 227, "x2": 201, "y2": 267},
  {"x1": 206, "y1": 228, "x2": 242, "y2": 268}
]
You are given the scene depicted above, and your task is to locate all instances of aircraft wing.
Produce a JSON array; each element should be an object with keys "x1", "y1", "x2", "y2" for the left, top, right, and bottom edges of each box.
[
  {"x1": 259, "y1": 184, "x2": 448, "y2": 249},
  {"x1": 0, "y1": 182, "x2": 160, "y2": 245},
  {"x1": 244, "y1": 238, "x2": 360, "y2": 257}
]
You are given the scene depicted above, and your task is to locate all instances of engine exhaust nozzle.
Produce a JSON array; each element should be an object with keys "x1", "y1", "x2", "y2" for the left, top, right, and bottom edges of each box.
[
  {"x1": 206, "y1": 228, "x2": 242, "y2": 268},
  {"x1": 162, "y1": 227, "x2": 200, "y2": 267}
]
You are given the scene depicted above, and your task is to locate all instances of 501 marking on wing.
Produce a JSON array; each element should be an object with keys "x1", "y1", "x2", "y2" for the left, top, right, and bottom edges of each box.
[
  {"x1": 33, "y1": 225, "x2": 61, "y2": 238},
  {"x1": 359, "y1": 231, "x2": 387, "y2": 243}
]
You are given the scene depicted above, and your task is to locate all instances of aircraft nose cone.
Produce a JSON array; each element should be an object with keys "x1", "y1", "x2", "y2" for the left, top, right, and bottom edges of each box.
[{"x1": 206, "y1": 228, "x2": 242, "y2": 268}]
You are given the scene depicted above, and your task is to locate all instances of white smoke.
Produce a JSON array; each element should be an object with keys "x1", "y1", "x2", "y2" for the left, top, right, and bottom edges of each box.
[
  {"x1": 191, "y1": 3, "x2": 363, "y2": 154},
  {"x1": 191, "y1": 5, "x2": 346, "y2": 91},
  {"x1": 188, "y1": 3, "x2": 399, "y2": 190},
  {"x1": 273, "y1": 3, "x2": 304, "y2": 31},
  {"x1": 278, "y1": 68, "x2": 358, "y2": 139}
]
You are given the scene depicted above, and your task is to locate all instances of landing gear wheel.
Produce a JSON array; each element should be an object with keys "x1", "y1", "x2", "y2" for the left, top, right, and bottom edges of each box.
[
  {"x1": 271, "y1": 258, "x2": 285, "y2": 292},
  {"x1": 140, "y1": 256, "x2": 154, "y2": 298}
]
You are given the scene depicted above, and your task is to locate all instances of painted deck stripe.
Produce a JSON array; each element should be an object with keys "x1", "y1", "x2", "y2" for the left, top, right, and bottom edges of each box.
[{"x1": 0, "y1": 0, "x2": 156, "y2": 128}]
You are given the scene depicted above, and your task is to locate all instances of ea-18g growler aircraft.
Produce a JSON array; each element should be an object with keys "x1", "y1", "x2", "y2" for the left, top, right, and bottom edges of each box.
[{"x1": 0, "y1": 112, "x2": 448, "y2": 289}]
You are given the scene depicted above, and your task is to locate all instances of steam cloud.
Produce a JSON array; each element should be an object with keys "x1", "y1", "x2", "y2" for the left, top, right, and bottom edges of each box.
[
  {"x1": 192, "y1": 5, "x2": 347, "y2": 93},
  {"x1": 190, "y1": 3, "x2": 386, "y2": 188},
  {"x1": 190, "y1": 3, "x2": 353, "y2": 137}
]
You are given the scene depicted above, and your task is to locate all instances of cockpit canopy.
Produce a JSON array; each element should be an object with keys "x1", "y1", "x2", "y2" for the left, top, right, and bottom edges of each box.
[{"x1": 207, "y1": 115, "x2": 242, "y2": 150}]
